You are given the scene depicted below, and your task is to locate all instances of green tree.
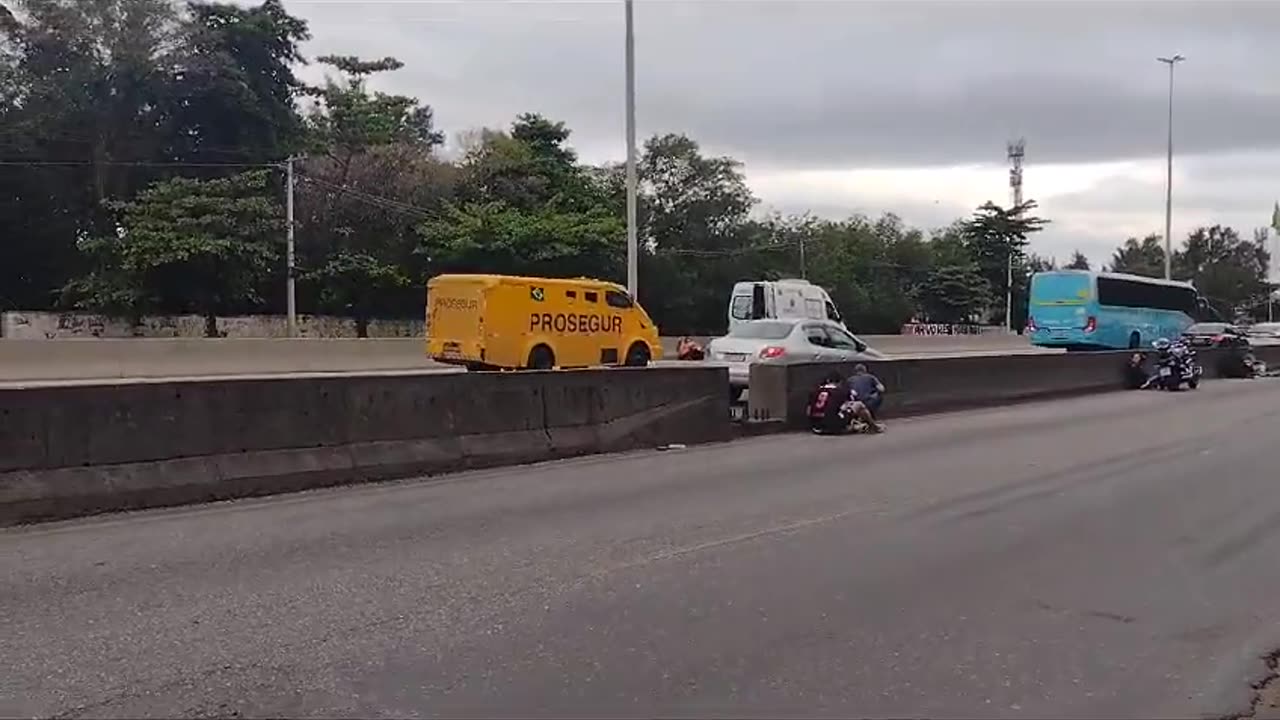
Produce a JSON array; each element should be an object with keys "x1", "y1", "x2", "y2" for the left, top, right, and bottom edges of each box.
[
  {"x1": 624, "y1": 133, "x2": 764, "y2": 334},
  {"x1": 0, "y1": 0, "x2": 311, "y2": 312},
  {"x1": 167, "y1": 0, "x2": 311, "y2": 166},
  {"x1": 1108, "y1": 234, "x2": 1166, "y2": 276},
  {"x1": 960, "y1": 200, "x2": 1049, "y2": 326},
  {"x1": 296, "y1": 54, "x2": 452, "y2": 331},
  {"x1": 303, "y1": 54, "x2": 444, "y2": 177},
  {"x1": 1173, "y1": 225, "x2": 1270, "y2": 317},
  {"x1": 799, "y1": 213, "x2": 931, "y2": 333},
  {"x1": 68, "y1": 170, "x2": 283, "y2": 336},
  {"x1": 919, "y1": 264, "x2": 992, "y2": 324},
  {"x1": 1065, "y1": 250, "x2": 1090, "y2": 270},
  {"x1": 1026, "y1": 253, "x2": 1057, "y2": 273},
  {"x1": 0, "y1": 0, "x2": 182, "y2": 308},
  {"x1": 418, "y1": 114, "x2": 622, "y2": 283}
]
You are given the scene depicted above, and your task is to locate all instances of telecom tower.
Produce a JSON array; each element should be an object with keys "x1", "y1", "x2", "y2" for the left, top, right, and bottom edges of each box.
[
  {"x1": 1004, "y1": 139, "x2": 1026, "y2": 331},
  {"x1": 1007, "y1": 139, "x2": 1025, "y2": 207}
]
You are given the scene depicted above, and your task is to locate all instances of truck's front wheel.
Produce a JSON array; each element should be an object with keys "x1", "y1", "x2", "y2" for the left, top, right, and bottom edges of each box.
[
  {"x1": 624, "y1": 342, "x2": 651, "y2": 367},
  {"x1": 527, "y1": 345, "x2": 556, "y2": 370}
]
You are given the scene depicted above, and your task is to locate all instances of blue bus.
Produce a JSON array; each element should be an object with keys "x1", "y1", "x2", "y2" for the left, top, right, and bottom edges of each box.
[{"x1": 1027, "y1": 270, "x2": 1216, "y2": 350}]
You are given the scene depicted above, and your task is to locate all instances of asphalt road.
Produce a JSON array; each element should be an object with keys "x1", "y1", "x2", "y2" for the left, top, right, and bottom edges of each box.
[{"x1": 6, "y1": 381, "x2": 1280, "y2": 718}]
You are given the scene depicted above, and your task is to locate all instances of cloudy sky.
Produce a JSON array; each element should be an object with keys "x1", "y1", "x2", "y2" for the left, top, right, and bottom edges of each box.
[{"x1": 281, "y1": 0, "x2": 1279, "y2": 269}]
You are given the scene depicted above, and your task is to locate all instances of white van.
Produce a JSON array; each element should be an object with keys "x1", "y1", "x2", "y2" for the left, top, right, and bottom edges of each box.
[{"x1": 727, "y1": 279, "x2": 845, "y2": 333}]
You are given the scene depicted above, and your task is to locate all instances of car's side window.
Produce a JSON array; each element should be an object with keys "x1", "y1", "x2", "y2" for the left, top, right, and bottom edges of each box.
[
  {"x1": 827, "y1": 328, "x2": 861, "y2": 351},
  {"x1": 804, "y1": 325, "x2": 829, "y2": 347}
]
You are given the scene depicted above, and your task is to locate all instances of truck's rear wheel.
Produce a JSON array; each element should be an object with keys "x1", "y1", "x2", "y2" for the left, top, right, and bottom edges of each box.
[
  {"x1": 624, "y1": 342, "x2": 651, "y2": 367},
  {"x1": 527, "y1": 345, "x2": 555, "y2": 370}
]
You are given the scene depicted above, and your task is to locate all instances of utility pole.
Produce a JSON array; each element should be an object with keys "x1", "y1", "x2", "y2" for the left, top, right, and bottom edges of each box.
[
  {"x1": 1007, "y1": 139, "x2": 1025, "y2": 333},
  {"x1": 799, "y1": 235, "x2": 807, "y2": 280},
  {"x1": 1268, "y1": 229, "x2": 1274, "y2": 323},
  {"x1": 285, "y1": 156, "x2": 297, "y2": 338},
  {"x1": 1158, "y1": 54, "x2": 1185, "y2": 280},
  {"x1": 624, "y1": 0, "x2": 639, "y2": 298}
]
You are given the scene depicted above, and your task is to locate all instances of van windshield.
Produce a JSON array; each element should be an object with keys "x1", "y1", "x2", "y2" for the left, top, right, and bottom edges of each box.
[{"x1": 728, "y1": 321, "x2": 794, "y2": 340}]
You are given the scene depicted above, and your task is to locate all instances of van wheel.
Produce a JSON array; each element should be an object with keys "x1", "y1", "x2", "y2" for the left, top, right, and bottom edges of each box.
[
  {"x1": 1128, "y1": 332, "x2": 1141, "y2": 349},
  {"x1": 624, "y1": 342, "x2": 651, "y2": 367},
  {"x1": 527, "y1": 345, "x2": 555, "y2": 370}
]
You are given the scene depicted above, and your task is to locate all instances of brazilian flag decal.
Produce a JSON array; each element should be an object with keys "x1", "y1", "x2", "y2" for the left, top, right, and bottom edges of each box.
[{"x1": 530, "y1": 286, "x2": 545, "y2": 302}]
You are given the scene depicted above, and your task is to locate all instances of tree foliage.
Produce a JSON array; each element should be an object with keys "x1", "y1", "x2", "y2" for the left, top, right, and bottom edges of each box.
[
  {"x1": 418, "y1": 113, "x2": 623, "y2": 282},
  {"x1": 919, "y1": 264, "x2": 991, "y2": 324},
  {"x1": 1065, "y1": 250, "x2": 1090, "y2": 270},
  {"x1": 1173, "y1": 225, "x2": 1270, "y2": 318},
  {"x1": 294, "y1": 53, "x2": 451, "y2": 331},
  {"x1": 68, "y1": 170, "x2": 283, "y2": 335},
  {"x1": 959, "y1": 201, "x2": 1049, "y2": 328},
  {"x1": 1109, "y1": 234, "x2": 1166, "y2": 277}
]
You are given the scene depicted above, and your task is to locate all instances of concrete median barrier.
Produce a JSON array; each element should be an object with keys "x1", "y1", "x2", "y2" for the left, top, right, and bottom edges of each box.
[
  {"x1": 0, "y1": 366, "x2": 731, "y2": 526},
  {"x1": 4, "y1": 334, "x2": 1046, "y2": 383},
  {"x1": 747, "y1": 345, "x2": 1280, "y2": 428}
]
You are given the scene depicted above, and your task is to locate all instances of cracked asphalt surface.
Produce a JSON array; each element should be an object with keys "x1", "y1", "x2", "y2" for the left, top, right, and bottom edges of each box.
[{"x1": 4, "y1": 380, "x2": 1280, "y2": 718}]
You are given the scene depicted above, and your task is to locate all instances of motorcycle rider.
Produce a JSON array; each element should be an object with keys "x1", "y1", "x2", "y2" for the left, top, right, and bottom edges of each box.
[{"x1": 1124, "y1": 352, "x2": 1149, "y2": 389}]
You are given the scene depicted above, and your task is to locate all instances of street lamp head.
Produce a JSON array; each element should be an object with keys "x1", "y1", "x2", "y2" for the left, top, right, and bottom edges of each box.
[{"x1": 1157, "y1": 54, "x2": 1186, "y2": 64}]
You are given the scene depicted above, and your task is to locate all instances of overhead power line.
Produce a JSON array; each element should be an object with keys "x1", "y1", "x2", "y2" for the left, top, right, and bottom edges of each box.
[{"x1": 296, "y1": 173, "x2": 436, "y2": 221}]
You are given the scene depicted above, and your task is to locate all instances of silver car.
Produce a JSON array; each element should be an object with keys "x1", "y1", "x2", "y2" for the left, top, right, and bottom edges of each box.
[{"x1": 707, "y1": 318, "x2": 886, "y2": 391}]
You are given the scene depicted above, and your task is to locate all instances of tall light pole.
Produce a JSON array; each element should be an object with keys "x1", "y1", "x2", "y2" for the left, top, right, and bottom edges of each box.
[
  {"x1": 1157, "y1": 54, "x2": 1185, "y2": 280},
  {"x1": 285, "y1": 156, "x2": 297, "y2": 337},
  {"x1": 624, "y1": 0, "x2": 638, "y2": 297}
]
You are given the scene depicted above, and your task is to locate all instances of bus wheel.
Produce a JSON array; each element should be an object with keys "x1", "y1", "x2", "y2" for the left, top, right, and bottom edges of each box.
[
  {"x1": 624, "y1": 342, "x2": 651, "y2": 367},
  {"x1": 527, "y1": 345, "x2": 556, "y2": 370},
  {"x1": 1128, "y1": 332, "x2": 1141, "y2": 349}
]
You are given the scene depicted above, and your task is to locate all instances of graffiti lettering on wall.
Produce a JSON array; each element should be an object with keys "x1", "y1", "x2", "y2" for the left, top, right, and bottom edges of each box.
[{"x1": 900, "y1": 323, "x2": 987, "y2": 336}]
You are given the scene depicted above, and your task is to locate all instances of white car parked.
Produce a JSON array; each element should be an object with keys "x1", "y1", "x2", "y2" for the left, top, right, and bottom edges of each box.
[{"x1": 707, "y1": 318, "x2": 886, "y2": 397}]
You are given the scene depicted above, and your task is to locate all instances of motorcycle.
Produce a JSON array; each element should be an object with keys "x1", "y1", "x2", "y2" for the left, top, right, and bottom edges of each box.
[
  {"x1": 1150, "y1": 342, "x2": 1202, "y2": 391},
  {"x1": 675, "y1": 337, "x2": 706, "y2": 361}
]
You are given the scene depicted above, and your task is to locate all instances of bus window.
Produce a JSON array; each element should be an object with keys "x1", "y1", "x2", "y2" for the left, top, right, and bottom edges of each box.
[{"x1": 584, "y1": 291, "x2": 599, "y2": 303}]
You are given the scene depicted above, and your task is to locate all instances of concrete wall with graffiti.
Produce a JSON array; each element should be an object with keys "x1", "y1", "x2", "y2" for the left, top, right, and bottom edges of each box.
[{"x1": 899, "y1": 323, "x2": 1008, "y2": 336}]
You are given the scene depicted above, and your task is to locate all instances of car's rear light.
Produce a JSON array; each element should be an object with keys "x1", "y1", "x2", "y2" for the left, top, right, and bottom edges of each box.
[
  {"x1": 1026, "y1": 316, "x2": 1038, "y2": 332},
  {"x1": 1212, "y1": 335, "x2": 1226, "y2": 344},
  {"x1": 759, "y1": 346, "x2": 786, "y2": 359},
  {"x1": 1083, "y1": 316, "x2": 1097, "y2": 333}
]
